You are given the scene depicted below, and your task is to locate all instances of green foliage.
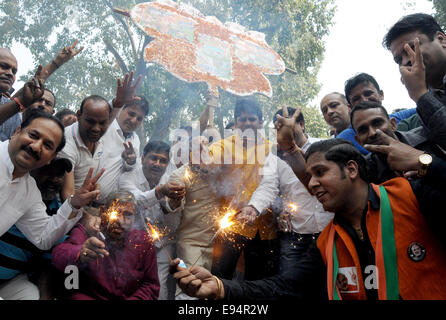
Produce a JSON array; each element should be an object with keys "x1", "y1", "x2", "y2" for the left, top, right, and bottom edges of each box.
[
  {"x1": 0, "y1": 0, "x2": 334, "y2": 142},
  {"x1": 431, "y1": 0, "x2": 446, "y2": 30}
]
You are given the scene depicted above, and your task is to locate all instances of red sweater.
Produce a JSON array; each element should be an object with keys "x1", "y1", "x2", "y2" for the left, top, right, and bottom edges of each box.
[{"x1": 52, "y1": 224, "x2": 160, "y2": 300}]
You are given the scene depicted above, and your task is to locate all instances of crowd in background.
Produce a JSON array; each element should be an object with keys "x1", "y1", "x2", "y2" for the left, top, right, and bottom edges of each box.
[{"x1": 0, "y1": 12, "x2": 445, "y2": 300}]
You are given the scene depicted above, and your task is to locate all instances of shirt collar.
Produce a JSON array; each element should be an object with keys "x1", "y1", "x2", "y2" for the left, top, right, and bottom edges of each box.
[
  {"x1": 113, "y1": 119, "x2": 133, "y2": 139},
  {"x1": 71, "y1": 121, "x2": 103, "y2": 151},
  {"x1": 0, "y1": 140, "x2": 28, "y2": 181}
]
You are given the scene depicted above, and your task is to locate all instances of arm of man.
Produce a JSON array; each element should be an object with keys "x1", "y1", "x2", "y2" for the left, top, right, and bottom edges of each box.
[
  {"x1": 62, "y1": 171, "x2": 75, "y2": 202},
  {"x1": 409, "y1": 155, "x2": 446, "y2": 233},
  {"x1": 38, "y1": 40, "x2": 83, "y2": 82},
  {"x1": 51, "y1": 224, "x2": 87, "y2": 271},
  {"x1": 171, "y1": 244, "x2": 327, "y2": 300},
  {"x1": 16, "y1": 167, "x2": 103, "y2": 250},
  {"x1": 16, "y1": 198, "x2": 82, "y2": 251},
  {"x1": 118, "y1": 166, "x2": 158, "y2": 208},
  {"x1": 399, "y1": 38, "x2": 446, "y2": 149},
  {"x1": 248, "y1": 153, "x2": 280, "y2": 213}
]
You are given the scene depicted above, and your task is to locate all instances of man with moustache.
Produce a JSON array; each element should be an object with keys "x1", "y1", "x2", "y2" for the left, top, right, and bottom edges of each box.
[
  {"x1": 350, "y1": 101, "x2": 446, "y2": 183},
  {"x1": 0, "y1": 109, "x2": 102, "y2": 299},
  {"x1": 52, "y1": 190, "x2": 160, "y2": 300},
  {"x1": 320, "y1": 75, "x2": 416, "y2": 155},
  {"x1": 119, "y1": 140, "x2": 185, "y2": 300}
]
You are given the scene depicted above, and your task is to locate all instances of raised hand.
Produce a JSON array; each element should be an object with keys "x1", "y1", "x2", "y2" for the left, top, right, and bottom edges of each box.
[
  {"x1": 121, "y1": 141, "x2": 136, "y2": 165},
  {"x1": 70, "y1": 167, "x2": 105, "y2": 209},
  {"x1": 274, "y1": 104, "x2": 302, "y2": 151},
  {"x1": 13, "y1": 65, "x2": 45, "y2": 108},
  {"x1": 79, "y1": 236, "x2": 109, "y2": 264},
  {"x1": 112, "y1": 71, "x2": 142, "y2": 109},
  {"x1": 399, "y1": 38, "x2": 428, "y2": 102},
  {"x1": 364, "y1": 129, "x2": 424, "y2": 173},
  {"x1": 53, "y1": 39, "x2": 84, "y2": 67}
]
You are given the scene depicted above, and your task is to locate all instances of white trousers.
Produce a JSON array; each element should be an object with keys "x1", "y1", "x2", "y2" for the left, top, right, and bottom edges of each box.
[{"x1": 156, "y1": 244, "x2": 177, "y2": 300}]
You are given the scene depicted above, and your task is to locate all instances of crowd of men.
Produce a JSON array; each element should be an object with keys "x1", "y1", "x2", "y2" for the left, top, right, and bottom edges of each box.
[{"x1": 0, "y1": 12, "x2": 445, "y2": 300}]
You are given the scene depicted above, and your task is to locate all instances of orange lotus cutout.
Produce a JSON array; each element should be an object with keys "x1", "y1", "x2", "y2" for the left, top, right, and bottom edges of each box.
[{"x1": 130, "y1": 0, "x2": 285, "y2": 97}]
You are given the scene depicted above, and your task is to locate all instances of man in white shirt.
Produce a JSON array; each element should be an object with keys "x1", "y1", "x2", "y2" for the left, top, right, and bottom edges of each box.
[
  {"x1": 0, "y1": 109, "x2": 102, "y2": 299},
  {"x1": 99, "y1": 96, "x2": 149, "y2": 199},
  {"x1": 239, "y1": 107, "x2": 334, "y2": 280},
  {"x1": 59, "y1": 71, "x2": 142, "y2": 201},
  {"x1": 119, "y1": 140, "x2": 185, "y2": 300},
  {"x1": 59, "y1": 95, "x2": 111, "y2": 200}
]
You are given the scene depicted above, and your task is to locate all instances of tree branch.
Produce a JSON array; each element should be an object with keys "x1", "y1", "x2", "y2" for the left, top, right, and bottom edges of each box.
[
  {"x1": 103, "y1": 0, "x2": 138, "y2": 61},
  {"x1": 103, "y1": 37, "x2": 129, "y2": 74}
]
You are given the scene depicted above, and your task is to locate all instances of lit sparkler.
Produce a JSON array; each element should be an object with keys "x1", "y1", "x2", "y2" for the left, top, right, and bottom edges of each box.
[
  {"x1": 145, "y1": 218, "x2": 172, "y2": 262},
  {"x1": 104, "y1": 200, "x2": 121, "y2": 230},
  {"x1": 189, "y1": 209, "x2": 239, "y2": 268},
  {"x1": 287, "y1": 203, "x2": 298, "y2": 212}
]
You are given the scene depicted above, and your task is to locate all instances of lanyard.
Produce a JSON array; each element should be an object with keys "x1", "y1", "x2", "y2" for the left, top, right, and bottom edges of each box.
[{"x1": 327, "y1": 185, "x2": 399, "y2": 300}]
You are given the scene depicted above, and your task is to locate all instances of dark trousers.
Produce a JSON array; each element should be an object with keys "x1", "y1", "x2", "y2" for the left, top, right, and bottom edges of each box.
[
  {"x1": 279, "y1": 232, "x2": 320, "y2": 279},
  {"x1": 211, "y1": 231, "x2": 279, "y2": 281}
]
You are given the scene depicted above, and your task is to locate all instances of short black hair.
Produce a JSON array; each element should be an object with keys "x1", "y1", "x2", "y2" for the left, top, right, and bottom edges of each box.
[
  {"x1": 350, "y1": 101, "x2": 390, "y2": 129},
  {"x1": 55, "y1": 108, "x2": 76, "y2": 122},
  {"x1": 20, "y1": 109, "x2": 66, "y2": 152},
  {"x1": 383, "y1": 13, "x2": 444, "y2": 50},
  {"x1": 123, "y1": 95, "x2": 150, "y2": 116},
  {"x1": 234, "y1": 98, "x2": 263, "y2": 122},
  {"x1": 273, "y1": 107, "x2": 305, "y2": 125},
  {"x1": 44, "y1": 88, "x2": 56, "y2": 108},
  {"x1": 79, "y1": 95, "x2": 111, "y2": 114},
  {"x1": 305, "y1": 139, "x2": 368, "y2": 181},
  {"x1": 143, "y1": 140, "x2": 170, "y2": 157},
  {"x1": 39, "y1": 158, "x2": 72, "y2": 177},
  {"x1": 344, "y1": 73, "x2": 381, "y2": 104},
  {"x1": 225, "y1": 121, "x2": 234, "y2": 130}
]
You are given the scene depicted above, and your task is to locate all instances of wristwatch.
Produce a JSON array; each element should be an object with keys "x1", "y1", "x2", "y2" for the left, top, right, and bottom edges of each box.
[
  {"x1": 68, "y1": 194, "x2": 80, "y2": 214},
  {"x1": 418, "y1": 153, "x2": 433, "y2": 177}
]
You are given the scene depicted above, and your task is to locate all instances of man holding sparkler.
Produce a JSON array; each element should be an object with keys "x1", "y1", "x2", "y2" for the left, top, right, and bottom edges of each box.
[
  {"x1": 52, "y1": 189, "x2": 160, "y2": 300},
  {"x1": 119, "y1": 140, "x2": 185, "y2": 300},
  {"x1": 209, "y1": 98, "x2": 277, "y2": 282},
  {"x1": 240, "y1": 107, "x2": 334, "y2": 281},
  {"x1": 165, "y1": 135, "x2": 221, "y2": 300}
]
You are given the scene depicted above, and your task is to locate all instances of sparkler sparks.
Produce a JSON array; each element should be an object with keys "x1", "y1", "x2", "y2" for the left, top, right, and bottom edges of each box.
[
  {"x1": 145, "y1": 218, "x2": 172, "y2": 262},
  {"x1": 287, "y1": 203, "x2": 298, "y2": 212},
  {"x1": 189, "y1": 208, "x2": 239, "y2": 269},
  {"x1": 184, "y1": 166, "x2": 192, "y2": 182},
  {"x1": 105, "y1": 200, "x2": 121, "y2": 230},
  {"x1": 217, "y1": 209, "x2": 237, "y2": 230}
]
